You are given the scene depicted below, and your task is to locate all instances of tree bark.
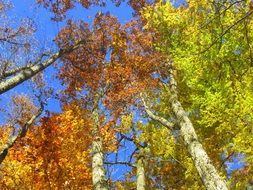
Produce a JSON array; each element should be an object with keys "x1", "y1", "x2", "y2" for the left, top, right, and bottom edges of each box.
[
  {"x1": 143, "y1": 74, "x2": 228, "y2": 190},
  {"x1": 170, "y1": 75, "x2": 227, "y2": 190},
  {"x1": 91, "y1": 104, "x2": 108, "y2": 190},
  {"x1": 136, "y1": 154, "x2": 145, "y2": 190},
  {"x1": 0, "y1": 40, "x2": 85, "y2": 95}
]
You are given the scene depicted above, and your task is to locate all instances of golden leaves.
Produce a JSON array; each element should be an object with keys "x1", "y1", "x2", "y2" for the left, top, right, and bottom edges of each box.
[{"x1": 0, "y1": 102, "x2": 92, "y2": 189}]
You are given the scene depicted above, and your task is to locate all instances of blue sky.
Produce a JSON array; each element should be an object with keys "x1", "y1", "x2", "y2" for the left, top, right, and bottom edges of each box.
[
  {"x1": 2, "y1": 0, "x2": 244, "y2": 184},
  {"x1": 6, "y1": 0, "x2": 134, "y2": 113},
  {"x1": 5, "y1": 0, "x2": 187, "y2": 181},
  {"x1": 4, "y1": 0, "x2": 138, "y2": 181}
]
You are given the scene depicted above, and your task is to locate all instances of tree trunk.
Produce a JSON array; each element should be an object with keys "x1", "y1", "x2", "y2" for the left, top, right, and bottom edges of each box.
[
  {"x1": 0, "y1": 107, "x2": 43, "y2": 164},
  {"x1": 168, "y1": 75, "x2": 228, "y2": 190},
  {"x1": 0, "y1": 40, "x2": 85, "y2": 95},
  {"x1": 91, "y1": 106, "x2": 108, "y2": 190},
  {"x1": 142, "y1": 74, "x2": 228, "y2": 190},
  {"x1": 136, "y1": 155, "x2": 145, "y2": 190}
]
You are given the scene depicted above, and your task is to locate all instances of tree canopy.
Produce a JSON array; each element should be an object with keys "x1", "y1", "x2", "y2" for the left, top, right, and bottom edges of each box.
[{"x1": 0, "y1": 0, "x2": 253, "y2": 189}]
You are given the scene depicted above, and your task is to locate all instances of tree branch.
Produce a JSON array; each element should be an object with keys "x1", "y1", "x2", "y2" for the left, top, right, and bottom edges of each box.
[
  {"x1": 0, "y1": 39, "x2": 87, "y2": 95},
  {"x1": 141, "y1": 95, "x2": 174, "y2": 130},
  {"x1": 200, "y1": 10, "x2": 253, "y2": 54},
  {"x1": 0, "y1": 98, "x2": 45, "y2": 164},
  {"x1": 104, "y1": 161, "x2": 134, "y2": 168},
  {"x1": 0, "y1": 53, "x2": 50, "y2": 79}
]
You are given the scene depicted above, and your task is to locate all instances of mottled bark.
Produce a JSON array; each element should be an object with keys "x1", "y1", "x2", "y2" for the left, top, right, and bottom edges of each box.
[
  {"x1": 91, "y1": 105, "x2": 108, "y2": 190},
  {"x1": 0, "y1": 40, "x2": 85, "y2": 95},
  {"x1": 169, "y1": 75, "x2": 227, "y2": 190},
  {"x1": 143, "y1": 74, "x2": 228, "y2": 189},
  {"x1": 136, "y1": 155, "x2": 145, "y2": 190}
]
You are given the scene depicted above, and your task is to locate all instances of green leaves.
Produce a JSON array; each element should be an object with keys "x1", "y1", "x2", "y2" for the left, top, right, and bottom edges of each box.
[{"x1": 142, "y1": 1, "x2": 253, "y2": 187}]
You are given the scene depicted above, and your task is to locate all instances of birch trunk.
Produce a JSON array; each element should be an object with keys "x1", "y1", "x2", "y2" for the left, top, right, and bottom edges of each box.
[
  {"x1": 0, "y1": 40, "x2": 85, "y2": 95},
  {"x1": 168, "y1": 75, "x2": 228, "y2": 190},
  {"x1": 142, "y1": 73, "x2": 228, "y2": 189},
  {"x1": 91, "y1": 106, "x2": 108, "y2": 190},
  {"x1": 136, "y1": 155, "x2": 145, "y2": 190}
]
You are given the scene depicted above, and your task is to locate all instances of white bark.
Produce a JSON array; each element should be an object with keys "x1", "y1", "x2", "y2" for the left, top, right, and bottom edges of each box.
[
  {"x1": 170, "y1": 97, "x2": 228, "y2": 189},
  {"x1": 92, "y1": 138, "x2": 108, "y2": 190},
  {"x1": 142, "y1": 97, "x2": 174, "y2": 130},
  {"x1": 0, "y1": 40, "x2": 85, "y2": 95},
  {"x1": 143, "y1": 74, "x2": 228, "y2": 190},
  {"x1": 136, "y1": 155, "x2": 145, "y2": 190},
  {"x1": 91, "y1": 106, "x2": 108, "y2": 190},
  {"x1": 169, "y1": 75, "x2": 227, "y2": 190}
]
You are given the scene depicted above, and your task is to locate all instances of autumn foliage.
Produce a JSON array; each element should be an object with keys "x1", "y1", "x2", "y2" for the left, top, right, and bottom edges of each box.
[{"x1": 1, "y1": 0, "x2": 253, "y2": 189}]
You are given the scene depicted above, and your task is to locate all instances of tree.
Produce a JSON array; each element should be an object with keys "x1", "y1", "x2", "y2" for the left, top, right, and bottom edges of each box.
[
  {"x1": 0, "y1": 94, "x2": 44, "y2": 165},
  {"x1": 54, "y1": 11, "x2": 164, "y2": 189},
  {"x1": 0, "y1": 1, "x2": 88, "y2": 95},
  {"x1": 2, "y1": 0, "x2": 253, "y2": 188},
  {"x1": 0, "y1": 102, "x2": 93, "y2": 189},
  {"x1": 0, "y1": 40, "x2": 86, "y2": 95},
  {"x1": 142, "y1": 0, "x2": 253, "y2": 188}
]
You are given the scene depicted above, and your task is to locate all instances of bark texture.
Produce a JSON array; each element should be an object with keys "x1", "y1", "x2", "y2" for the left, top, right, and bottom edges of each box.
[
  {"x1": 91, "y1": 105, "x2": 108, "y2": 190},
  {"x1": 168, "y1": 75, "x2": 228, "y2": 190},
  {"x1": 136, "y1": 155, "x2": 145, "y2": 190},
  {"x1": 143, "y1": 74, "x2": 228, "y2": 189},
  {"x1": 0, "y1": 40, "x2": 85, "y2": 95}
]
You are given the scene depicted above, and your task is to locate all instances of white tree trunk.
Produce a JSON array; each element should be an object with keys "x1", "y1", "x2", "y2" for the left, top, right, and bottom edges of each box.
[
  {"x1": 0, "y1": 40, "x2": 84, "y2": 95},
  {"x1": 142, "y1": 73, "x2": 228, "y2": 190},
  {"x1": 136, "y1": 155, "x2": 145, "y2": 190},
  {"x1": 91, "y1": 106, "x2": 108, "y2": 190},
  {"x1": 168, "y1": 75, "x2": 228, "y2": 190}
]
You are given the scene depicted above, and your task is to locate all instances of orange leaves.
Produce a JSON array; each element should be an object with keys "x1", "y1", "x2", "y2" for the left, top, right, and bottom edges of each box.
[
  {"x1": 100, "y1": 122, "x2": 117, "y2": 152},
  {"x1": 55, "y1": 13, "x2": 165, "y2": 117},
  {"x1": 56, "y1": 16, "x2": 117, "y2": 93},
  {"x1": 9, "y1": 95, "x2": 39, "y2": 126},
  {"x1": 0, "y1": 102, "x2": 93, "y2": 189}
]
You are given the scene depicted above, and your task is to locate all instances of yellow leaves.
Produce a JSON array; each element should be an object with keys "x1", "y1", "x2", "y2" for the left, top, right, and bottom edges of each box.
[
  {"x1": 139, "y1": 123, "x2": 175, "y2": 159},
  {"x1": 0, "y1": 101, "x2": 93, "y2": 189},
  {"x1": 143, "y1": 1, "x2": 186, "y2": 34},
  {"x1": 112, "y1": 31, "x2": 126, "y2": 49},
  {"x1": 0, "y1": 126, "x2": 12, "y2": 150},
  {"x1": 120, "y1": 114, "x2": 133, "y2": 133},
  {"x1": 100, "y1": 123, "x2": 117, "y2": 152}
]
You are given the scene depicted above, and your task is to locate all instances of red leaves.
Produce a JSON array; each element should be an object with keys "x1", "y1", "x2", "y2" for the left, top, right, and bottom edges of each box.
[
  {"x1": 55, "y1": 13, "x2": 164, "y2": 115},
  {"x1": 37, "y1": 0, "x2": 122, "y2": 21}
]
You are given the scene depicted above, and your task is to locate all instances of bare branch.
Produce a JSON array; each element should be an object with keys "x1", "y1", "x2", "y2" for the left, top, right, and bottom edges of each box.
[{"x1": 104, "y1": 161, "x2": 135, "y2": 168}]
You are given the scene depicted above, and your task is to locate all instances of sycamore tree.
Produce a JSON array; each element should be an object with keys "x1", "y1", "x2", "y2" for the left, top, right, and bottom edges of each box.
[
  {"x1": 53, "y1": 10, "x2": 165, "y2": 188},
  {"x1": 1, "y1": 0, "x2": 253, "y2": 189},
  {"x1": 142, "y1": 0, "x2": 253, "y2": 189}
]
